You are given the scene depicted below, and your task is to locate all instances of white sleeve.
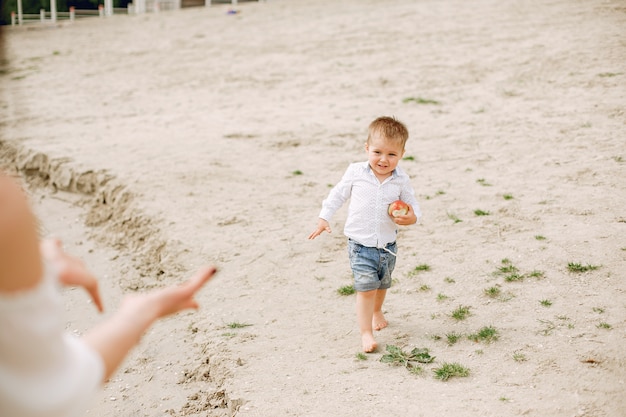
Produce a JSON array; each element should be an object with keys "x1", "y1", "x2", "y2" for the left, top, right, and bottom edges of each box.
[
  {"x1": 396, "y1": 166, "x2": 421, "y2": 219},
  {"x1": 0, "y1": 263, "x2": 104, "y2": 417},
  {"x1": 319, "y1": 164, "x2": 355, "y2": 222}
]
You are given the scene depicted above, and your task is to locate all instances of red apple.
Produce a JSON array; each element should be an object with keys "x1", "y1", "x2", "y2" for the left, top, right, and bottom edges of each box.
[{"x1": 388, "y1": 200, "x2": 409, "y2": 217}]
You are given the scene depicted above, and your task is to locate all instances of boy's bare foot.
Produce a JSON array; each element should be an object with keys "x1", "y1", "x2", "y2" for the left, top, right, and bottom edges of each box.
[
  {"x1": 361, "y1": 333, "x2": 378, "y2": 353},
  {"x1": 372, "y1": 311, "x2": 388, "y2": 331}
]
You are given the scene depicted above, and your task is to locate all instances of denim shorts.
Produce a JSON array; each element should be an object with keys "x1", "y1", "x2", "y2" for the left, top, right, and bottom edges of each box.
[{"x1": 347, "y1": 239, "x2": 397, "y2": 292}]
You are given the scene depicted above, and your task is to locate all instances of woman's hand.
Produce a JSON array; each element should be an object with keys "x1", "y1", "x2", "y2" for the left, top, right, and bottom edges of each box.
[{"x1": 41, "y1": 238, "x2": 104, "y2": 312}]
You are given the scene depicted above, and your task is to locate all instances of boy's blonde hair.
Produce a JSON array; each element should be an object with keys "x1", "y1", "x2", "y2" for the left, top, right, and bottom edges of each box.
[{"x1": 367, "y1": 116, "x2": 409, "y2": 149}]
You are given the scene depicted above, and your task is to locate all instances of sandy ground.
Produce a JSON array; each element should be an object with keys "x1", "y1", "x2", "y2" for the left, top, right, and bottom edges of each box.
[{"x1": 1, "y1": 0, "x2": 625, "y2": 416}]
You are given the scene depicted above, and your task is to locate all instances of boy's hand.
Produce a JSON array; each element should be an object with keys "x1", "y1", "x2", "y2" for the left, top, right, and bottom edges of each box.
[
  {"x1": 308, "y1": 218, "x2": 331, "y2": 240},
  {"x1": 392, "y1": 204, "x2": 418, "y2": 226}
]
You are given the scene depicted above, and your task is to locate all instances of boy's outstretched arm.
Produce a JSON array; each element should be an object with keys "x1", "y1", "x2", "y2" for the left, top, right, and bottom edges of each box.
[{"x1": 308, "y1": 218, "x2": 332, "y2": 240}]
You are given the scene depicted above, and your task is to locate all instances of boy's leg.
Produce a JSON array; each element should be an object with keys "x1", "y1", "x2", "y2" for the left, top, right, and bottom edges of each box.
[
  {"x1": 356, "y1": 289, "x2": 378, "y2": 352},
  {"x1": 372, "y1": 289, "x2": 388, "y2": 330}
]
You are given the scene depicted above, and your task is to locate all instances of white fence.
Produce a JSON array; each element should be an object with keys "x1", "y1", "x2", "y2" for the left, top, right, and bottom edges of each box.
[
  {"x1": 10, "y1": 0, "x2": 264, "y2": 26},
  {"x1": 11, "y1": 6, "x2": 108, "y2": 26}
]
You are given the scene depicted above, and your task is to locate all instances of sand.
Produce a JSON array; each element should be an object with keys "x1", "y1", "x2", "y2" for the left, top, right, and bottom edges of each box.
[{"x1": 1, "y1": 0, "x2": 625, "y2": 416}]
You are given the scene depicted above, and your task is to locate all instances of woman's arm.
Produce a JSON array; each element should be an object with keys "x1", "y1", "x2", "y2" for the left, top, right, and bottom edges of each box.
[
  {"x1": 1, "y1": 171, "x2": 217, "y2": 384},
  {"x1": 83, "y1": 266, "x2": 216, "y2": 381},
  {"x1": 0, "y1": 173, "x2": 43, "y2": 293}
]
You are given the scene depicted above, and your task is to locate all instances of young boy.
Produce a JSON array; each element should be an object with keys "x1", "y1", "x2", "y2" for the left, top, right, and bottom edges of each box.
[{"x1": 308, "y1": 116, "x2": 420, "y2": 353}]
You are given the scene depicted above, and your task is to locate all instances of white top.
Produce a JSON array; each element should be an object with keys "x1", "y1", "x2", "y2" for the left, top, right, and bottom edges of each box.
[
  {"x1": 319, "y1": 161, "x2": 420, "y2": 248},
  {"x1": 0, "y1": 263, "x2": 104, "y2": 417}
]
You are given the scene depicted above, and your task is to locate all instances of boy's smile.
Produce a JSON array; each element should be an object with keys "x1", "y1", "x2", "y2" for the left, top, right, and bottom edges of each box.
[{"x1": 365, "y1": 135, "x2": 405, "y2": 182}]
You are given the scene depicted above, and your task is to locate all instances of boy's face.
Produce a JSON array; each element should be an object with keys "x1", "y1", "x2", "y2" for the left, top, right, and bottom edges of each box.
[{"x1": 365, "y1": 134, "x2": 405, "y2": 180}]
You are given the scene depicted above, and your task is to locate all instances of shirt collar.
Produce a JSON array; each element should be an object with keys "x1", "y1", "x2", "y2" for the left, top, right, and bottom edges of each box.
[{"x1": 365, "y1": 162, "x2": 398, "y2": 180}]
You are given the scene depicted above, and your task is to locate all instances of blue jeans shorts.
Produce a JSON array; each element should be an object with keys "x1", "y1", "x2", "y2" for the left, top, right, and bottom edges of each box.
[{"x1": 347, "y1": 239, "x2": 397, "y2": 292}]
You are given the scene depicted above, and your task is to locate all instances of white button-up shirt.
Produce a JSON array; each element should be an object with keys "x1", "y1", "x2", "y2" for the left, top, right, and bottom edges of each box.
[{"x1": 319, "y1": 161, "x2": 420, "y2": 248}]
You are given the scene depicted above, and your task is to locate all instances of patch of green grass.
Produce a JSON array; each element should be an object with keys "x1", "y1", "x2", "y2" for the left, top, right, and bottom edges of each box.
[
  {"x1": 419, "y1": 284, "x2": 432, "y2": 292},
  {"x1": 535, "y1": 235, "x2": 546, "y2": 241},
  {"x1": 380, "y1": 345, "x2": 434, "y2": 374},
  {"x1": 476, "y1": 178, "x2": 492, "y2": 186},
  {"x1": 447, "y1": 212, "x2": 462, "y2": 223},
  {"x1": 498, "y1": 261, "x2": 518, "y2": 274},
  {"x1": 474, "y1": 209, "x2": 490, "y2": 216},
  {"x1": 528, "y1": 270, "x2": 545, "y2": 279},
  {"x1": 451, "y1": 305, "x2": 472, "y2": 321},
  {"x1": 498, "y1": 264, "x2": 518, "y2": 274},
  {"x1": 355, "y1": 352, "x2": 368, "y2": 361},
  {"x1": 468, "y1": 326, "x2": 499, "y2": 343},
  {"x1": 483, "y1": 286, "x2": 501, "y2": 298},
  {"x1": 502, "y1": 194, "x2": 514, "y2": 200},
  {"x1": 592, "y1": 307, "x2": 605, "y2": 314},
  {"x1": 292, "y1": 170, "x2": 303, "y2": 175},
  {"x1": 408, "y1": 366, "x2": 424, "y2": 375},
  {"x1": 512, "y1": 351, "x2": 527, "y2": 362},
  {"x1": 227, "y1": 321, "x2": 252, "y2": 329},
  {"x1": 425, "y1": 190, "x2": 446, "y2": 200},
  {"x1": 444, "y1": 277, "x2": 455, "y2": 284},
  {"x1": 436, "y1": 293, "x2": 449, "y2": 301},
  {"x1": 433, "y1": 362, "x2": 470, "y2": 381},
  {"x1": 567, "y1": 262, "x2": 600, "y2": 273},
  {"x1": 414, "y1": 264, "x2": 431, "y2": 272},
  {"x1": 598, "y1": 72, "x2": 622, "y2": 77},
  {"x1": 613, "y1": 156, "x2": 623, "y2": 163},
  {"x1": 504, "y1": 273, "x2": 524, "y2": 282},
  {"x1": 221, "y1": 332, "x2": 237, "y2": 338},
  {"x1": 408, "y1": 264, "x2": 431, "y2": 277},
  {"x1": 402, "y1": 97, "x2": 441, "y2": 105},
  {"x1": 597, "y1": 322, "x2": 612, "y2": 329},
  {"x1": 494, "y1": 259, "x2": 525, "y2": 282},
  {"x1": 403, "y1": 155, "x2": 415, "y2": 161},
  {"x1": 337, "y1": 285, "x2": 355, "y2": 296},
  {"x1": 446, "y1": 332, "x2": 463, "y2": 346},
  {"x1": 539, "y1": 299, "x2": 552, "y2": 307}
]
